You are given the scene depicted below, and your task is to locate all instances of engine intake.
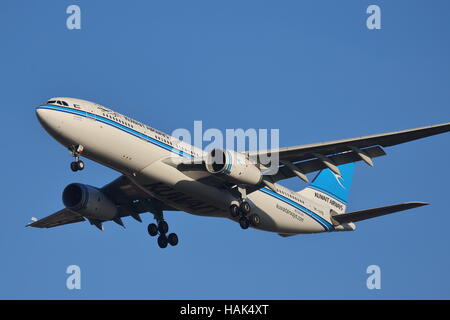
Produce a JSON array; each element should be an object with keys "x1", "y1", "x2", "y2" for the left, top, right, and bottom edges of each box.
[
  {"x1": 62, "y1": 183, "x2": 118, "y2": 221},
  {"x1": 207, "y1": 148, "x2": 228, "y2": 174}
]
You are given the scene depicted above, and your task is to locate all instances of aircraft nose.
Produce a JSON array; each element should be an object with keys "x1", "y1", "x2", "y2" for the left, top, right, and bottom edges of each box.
[
  {"x1": 35, "y1": 105, "x2": 73, "y2": 145},
  {"x1": 35, "y1": 106, "x2": 61, "y2": 134},
  {"x1": 35, "y1": 107, "x2": 44, "y2": 121},
  {"x1": 35, "y1": 107, "x2": 49, "y2": 126}
]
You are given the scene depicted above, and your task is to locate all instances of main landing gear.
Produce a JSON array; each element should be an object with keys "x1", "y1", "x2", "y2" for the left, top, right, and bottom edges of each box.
[
  {"x1": 147, "y1": 212, "x2": 178, "y2": 249},
  {"x1": 229, "y1": 187, "x2": 261, "y2": 230},
  {"x1": 69, "y1": 145, "x2": 85, "y2": 172}
]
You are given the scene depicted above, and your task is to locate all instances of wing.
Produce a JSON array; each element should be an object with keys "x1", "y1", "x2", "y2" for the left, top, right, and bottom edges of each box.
[
  {"x1": 29, "y1": 175, "x2": 178, "y2": 229},
  {"x1": 101, "y1": 175, "x2": 152, "y2": 205},
  {"x1": 332, "y1": 202, "x2": 429, "y2": 224},
  {"x1": 27, "y1": 209, "x2": 85, "y2": 228},
  {"x1": 250, "y1": 122, "x2": 450, "y2": 163},
  {"x1": 101, "y1": 175, "x2": 178, "y2": 211},
  {"x1": 248, "y1": 122, "x2": 450, "y2": 183}
]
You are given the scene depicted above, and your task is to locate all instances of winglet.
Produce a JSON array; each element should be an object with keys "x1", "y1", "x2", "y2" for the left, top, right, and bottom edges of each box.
[{"x1": 26, "y1": 217, "x2": 39, "y2": 227}]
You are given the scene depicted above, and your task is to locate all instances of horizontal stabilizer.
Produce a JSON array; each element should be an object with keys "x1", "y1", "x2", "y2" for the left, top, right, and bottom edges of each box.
[{"x1": 332, "y1": 202, "x2": 429, "y2": 224}]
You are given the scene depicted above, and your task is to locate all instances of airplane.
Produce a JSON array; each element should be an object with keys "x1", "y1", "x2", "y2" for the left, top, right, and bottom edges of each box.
[{"x1": 30, "y1": 97, "x2": 450, "y2": 248}]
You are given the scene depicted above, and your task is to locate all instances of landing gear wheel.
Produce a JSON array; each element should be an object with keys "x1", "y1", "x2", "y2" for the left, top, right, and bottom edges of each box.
[
  {"x1": 239, "y1": 217, "x2": 250, "y2": 230},
  {"x1": 69, "y1": 145, "x2": 85, "y2": 172},
  {"x1": 249, "y1": 214, "x2": 261, "y2": 226},
  {"x1": 70, "y1": 162, "x2": 78, "y2": 172},
  {"x1": 157, "y1": 235, "x2": 168, "y2": 248},
  {"x1": 147, "y1": 223, "x2": 158, "y2": 237},
  {"x1": 239, "y1": 201, "x2": 251, "y2": 215},
  {"x1": 229, "y1": 204, "x2": 240, "y2": 218},
  {"x1": 167, "y1": 233, "x2": 179, "y2": 246},
  {"x1": 158, "y1": 221, "x2": 169, "y2": 234},
  {"x1": 76, "y1": 160, "x2": 85, "y2": 171}
]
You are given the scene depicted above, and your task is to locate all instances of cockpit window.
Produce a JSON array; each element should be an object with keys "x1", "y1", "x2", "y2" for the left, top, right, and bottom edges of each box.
[{"x1": 46, "y1": 100, "x2": 68, "y2": 106}]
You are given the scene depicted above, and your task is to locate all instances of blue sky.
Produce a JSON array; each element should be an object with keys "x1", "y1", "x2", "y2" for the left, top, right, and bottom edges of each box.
[{"x1": 1, "y1": 0, "x2": 449, "y2": 299}]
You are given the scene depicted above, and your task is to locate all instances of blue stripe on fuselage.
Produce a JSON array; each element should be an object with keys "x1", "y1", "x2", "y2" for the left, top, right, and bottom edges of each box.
[
  {"x1": 260, "y1": 188, "x2": 334, "y2": 232},
  {"x1": 37, "y1": 105, "x2": 193, "y2": 158}
]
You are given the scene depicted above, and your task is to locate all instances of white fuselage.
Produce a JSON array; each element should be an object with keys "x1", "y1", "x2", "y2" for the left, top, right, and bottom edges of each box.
[{"x1": 36, "y1": 97, "x2": 346, "y2": 235}]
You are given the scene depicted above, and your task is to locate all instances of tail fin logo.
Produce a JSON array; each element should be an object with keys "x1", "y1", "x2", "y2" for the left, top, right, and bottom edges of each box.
[
  {"x1": 309, "y1": 162, "x2": 355, "y2": 204},
  {"x1": 332, "y1": 172, "x2": 346, "y2": 189}
]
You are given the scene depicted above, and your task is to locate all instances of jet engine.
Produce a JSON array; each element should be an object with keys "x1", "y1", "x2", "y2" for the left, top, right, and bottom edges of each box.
[
  {"x1": 205, "y1": 148, "x2": 262, "y2": 185},
  {"x1": 62, "y1": 183, "x2": 118, "y2": 221}
]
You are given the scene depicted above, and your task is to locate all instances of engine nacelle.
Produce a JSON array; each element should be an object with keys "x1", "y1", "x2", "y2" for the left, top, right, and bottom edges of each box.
[
  {"x1": 205, "y1": 148, "x2": 262, "y2": 185},
  {"x1": 62, "y1": 183, "x2": 118, "y2": 221}
]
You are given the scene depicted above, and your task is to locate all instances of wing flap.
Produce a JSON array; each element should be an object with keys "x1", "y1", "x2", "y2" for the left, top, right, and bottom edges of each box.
[
  {"x1": 272, "y1": 146, "x2": 385, "y2": 183},
  {"x1": 332, "y1": 202, "x2": 429, "y2": 224},
  {"x1": 27, "y1": 209, "x2": 85, "y2": 228}
]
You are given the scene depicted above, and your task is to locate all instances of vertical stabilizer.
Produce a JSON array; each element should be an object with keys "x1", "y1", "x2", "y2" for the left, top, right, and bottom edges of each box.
[{"x1": 297, "y1": 162, "x2": 355, "y2": 214}]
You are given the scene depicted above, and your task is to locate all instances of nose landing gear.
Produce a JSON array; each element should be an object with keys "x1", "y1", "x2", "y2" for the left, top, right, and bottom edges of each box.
[{"x1": 69, "y1": 145, "x2": 85, "y2": 172}]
